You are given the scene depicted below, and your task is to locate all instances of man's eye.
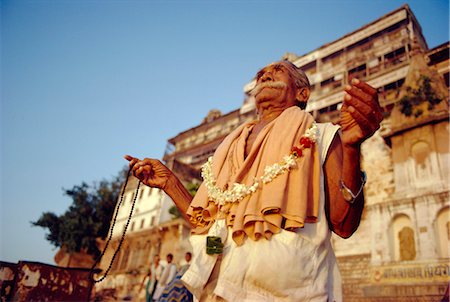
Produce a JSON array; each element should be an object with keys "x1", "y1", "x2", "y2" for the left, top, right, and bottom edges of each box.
[{"x1": 256, "y1": 71, "x2": 264, "y2": 80}]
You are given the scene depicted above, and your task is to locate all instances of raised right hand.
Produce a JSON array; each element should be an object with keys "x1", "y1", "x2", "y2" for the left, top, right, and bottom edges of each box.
[{"x1": 124, "y1": 155, "x2": 174, "y2": 190}]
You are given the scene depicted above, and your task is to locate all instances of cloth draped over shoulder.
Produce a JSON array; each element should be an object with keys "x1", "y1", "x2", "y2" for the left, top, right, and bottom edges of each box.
[{"x1": 187, "y1": 106, "x2": 321, "y2": 246}]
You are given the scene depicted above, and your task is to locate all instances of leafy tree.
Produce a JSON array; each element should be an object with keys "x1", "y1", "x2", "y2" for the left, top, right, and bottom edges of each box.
[
  {"x1": 168, "y1": 182, "x2": 200, "y2": 219},
  {"x1": 186, "y1": 182, "x2": 200, "y2": 197},
  {"x1": 32, "y1": 168, "x2": 127, "y2": 259}
]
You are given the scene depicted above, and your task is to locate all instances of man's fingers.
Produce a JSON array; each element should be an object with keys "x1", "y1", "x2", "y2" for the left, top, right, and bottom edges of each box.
[
  {"x1": 344, "y1": 85, "x2": 372, "y2": 105},
  {"x1": 346, "y1": 105, "x2": 378, "y2": 134},
  {"x1": 123, "y1": 154, "x2": 134, "y2": 161},
  {"x1": 344, "y1": 93, "x2": 373, "y2": 116},
  {"x1": 344, "y1": 81, "x2": 383, "y2": 123},
  {"x1": 351, "y1": 78, "x2": 377, "y2": 96},
  {"x1": 124, "y1": 155, "x2": 140, "y2": 168}
]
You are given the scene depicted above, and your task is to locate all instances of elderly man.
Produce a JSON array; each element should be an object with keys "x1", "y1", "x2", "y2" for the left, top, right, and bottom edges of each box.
[{"x1": 126, "y1": 60, "x2": 382, "y2": 301}]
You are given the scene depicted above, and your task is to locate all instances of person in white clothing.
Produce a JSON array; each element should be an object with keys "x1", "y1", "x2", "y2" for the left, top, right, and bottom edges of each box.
[
  {"x1": 145, "y1": 254, "x2": 164, "y2": 302},
  {"x1": 153, "y1": 253, "x2": 177, "y2": 301},
  {"x1": 126, "y1": 60, "x2": 382, "y2": 301}
]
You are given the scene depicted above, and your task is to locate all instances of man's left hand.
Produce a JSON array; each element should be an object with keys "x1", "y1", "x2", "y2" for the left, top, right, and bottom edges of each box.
[{"x1": 339, "y1": 78, "x2": 383, "y2": 147}]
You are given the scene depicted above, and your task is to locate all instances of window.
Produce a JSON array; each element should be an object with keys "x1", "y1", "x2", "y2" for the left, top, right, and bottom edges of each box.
[
  {"x1": 390, "y1": 214, "x2": 416, "y2": 261},
  {"x1": 129, "y1": 244, "x2": 146, "y2": 269},
  {"x1": 435, "y1": 207, "x2": 450, "y2": 258},
  {"x1": 384, "y1": 47, "x2": 407, "y2": 68},
  {"x1": 399, "y1": 227, "x2": 416, "y2": 261},
  {"x1": 119, "y1": 247, "x2": 130, "y2": 270},
  {"x1": 301, "y1": 60, "x2": 317, "y2": 75},
  {"x1": 347, "y1": 36, "x2": 370, "y2": 52},
  {"x1": 320, "y1": 76, "x2": 342, "y2": 93},
  {"x1": 318, "y1": 103, "x2": 339, "y2": 114},
  {"x1": 368, "y1": 57, "x2": 381, "y2": 75},
  {"x1": 111, "y1": 250, "x2": 121, "y2": 271},
  {"x1": 411, "y1": 141, "x2": 432, "y2": 179},
  {"x1": 348, "y1": 64, "x2": 367, "y2": 81},
  {"x1": 379, "y1": 79, "x2": 405, "y2": 105},
  {"x1": 317, "y1": 103, "x2": 341, "y2": 123},
  {"x1": 321, "y1": 49, "x2": 343, "y2": 65},
  {"x1": 142, "y1": 242, "x2": 151, "y2": 267},
  {"x1": 129, "y1": 192, "x2": 135, "y2": 204},
  {"x1": 140, "y1": 219, "x2": 145, "y2": 229},
  {"x1": 428, "y1": 47, "x2": 449, "y2": 65},
  {"x1": 444, "y1": 72, "x2": 449, "y2": 88}
]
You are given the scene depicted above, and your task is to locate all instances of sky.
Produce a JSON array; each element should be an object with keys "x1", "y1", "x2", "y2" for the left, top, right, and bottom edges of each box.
[{"x1": 1, "y1": 0, "x2": 449, "y2": 265}]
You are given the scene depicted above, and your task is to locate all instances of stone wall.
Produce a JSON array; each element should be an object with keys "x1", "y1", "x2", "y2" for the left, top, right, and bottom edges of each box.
[{"x1": 337, "y1": 255, "x2": 449, "y2": 302}]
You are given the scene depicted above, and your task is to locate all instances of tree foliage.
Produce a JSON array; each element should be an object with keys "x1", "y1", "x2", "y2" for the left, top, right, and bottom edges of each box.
[
  {"x1": 32, "y1": 168, "x2": 127, "y2": 259},
  {"x1": 398, "y1": 75, "x2": 444, "y2": 117}
]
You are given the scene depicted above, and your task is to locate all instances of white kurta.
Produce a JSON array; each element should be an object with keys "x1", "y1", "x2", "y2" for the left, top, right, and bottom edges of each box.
[{"x1": 182, "y1": 122, "x2": 342, "y2": 302}]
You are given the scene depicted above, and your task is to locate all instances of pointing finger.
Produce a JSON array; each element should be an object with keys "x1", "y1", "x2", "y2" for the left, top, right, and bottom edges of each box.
[{"x1": 124, "y1": 155, "x2": 135, "y2": 161}]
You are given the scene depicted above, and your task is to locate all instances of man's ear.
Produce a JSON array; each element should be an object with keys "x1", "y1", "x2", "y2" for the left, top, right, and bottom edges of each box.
[{"x1": 296, "y1": 87, "x2": 310, "y2": 103}]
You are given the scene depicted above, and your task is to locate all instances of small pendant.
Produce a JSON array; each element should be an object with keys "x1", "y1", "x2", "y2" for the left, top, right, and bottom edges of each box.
[{"x1": 206, "y1": 236, "x2": 223, "y2": 255}]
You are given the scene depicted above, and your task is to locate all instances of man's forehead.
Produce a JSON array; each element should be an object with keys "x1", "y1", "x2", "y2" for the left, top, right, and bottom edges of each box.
[
  {"x1": 256, "y1": 62, "x2": 283, "y2": 78},
  {"x1": 261, "y1": 62, "x2": 284, "y2": 70},
  {"x1": 256, "y1": 61, "x2": 288, "y2": 76}
]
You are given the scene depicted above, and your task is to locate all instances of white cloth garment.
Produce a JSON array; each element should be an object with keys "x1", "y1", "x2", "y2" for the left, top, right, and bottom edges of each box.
[
  {"x1": 153, "y1": 263, "x2": 177, "y2": 301},
  {"x1": 182, "y1": 122, "x2": 342, "y2": 302}
]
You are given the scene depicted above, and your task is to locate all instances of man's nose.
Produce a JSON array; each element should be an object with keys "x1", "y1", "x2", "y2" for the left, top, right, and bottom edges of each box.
[{"x1": 261, "y1": 71, "x2": 273, "y2": 82}]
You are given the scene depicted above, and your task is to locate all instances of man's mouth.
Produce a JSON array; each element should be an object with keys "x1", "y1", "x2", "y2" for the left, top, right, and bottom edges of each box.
[{"x1": 251, "y1": 81, "x2": 286, "y2": 97}]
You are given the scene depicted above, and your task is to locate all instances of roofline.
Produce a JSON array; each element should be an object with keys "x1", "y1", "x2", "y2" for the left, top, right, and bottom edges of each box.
[
  {"x1": 293, "y1": 4, "x2": 416, "y2": 65},
  {"x1": 167, "y1": 108, "x2": 240, "y2": 144},
  {"x1": 427, "y1": 41, "x2": 450, "y2": 54}
]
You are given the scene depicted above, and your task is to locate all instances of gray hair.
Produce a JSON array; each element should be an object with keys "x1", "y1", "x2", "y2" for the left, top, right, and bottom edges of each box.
[{"x1": 278, "y1": 60, "x2": 310, "y2": 90}]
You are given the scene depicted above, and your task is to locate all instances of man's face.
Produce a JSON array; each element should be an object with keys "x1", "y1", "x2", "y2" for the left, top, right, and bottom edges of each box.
[
  {"x1": 153, "y1": 255, "x2": 160, "y2": 265},
  {"x1": 253, "y1": 62, "x2": 299, "y2": 113},
  {"x1": 185, "y1": 253, "x2": 192, "y2": 263}
]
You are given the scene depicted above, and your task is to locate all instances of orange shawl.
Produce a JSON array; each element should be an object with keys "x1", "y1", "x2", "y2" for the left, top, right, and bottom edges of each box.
[{"x1": 187, "y1": 107, "x2": 321, "y2": 246}]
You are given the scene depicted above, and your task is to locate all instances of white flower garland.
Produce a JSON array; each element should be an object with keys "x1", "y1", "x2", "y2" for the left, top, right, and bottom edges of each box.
[{"x1": 202, "y1": 122, "x2": 319, "y2": 206}]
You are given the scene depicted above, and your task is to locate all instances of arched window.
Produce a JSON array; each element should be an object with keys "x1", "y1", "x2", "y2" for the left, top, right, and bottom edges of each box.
[
  {"x1": 128, "y1": 243, "x2": 140, "y2": 269},
  {"x1": 390, "y1": 214, "x2": 416, "y2": 261},
  {"x1": 435, "y1": 207, "x2": 450, "y2": 258},
  {"x1": 111, "y1": 249, "x2": 121, "y2": 272},
  {"x1": 399, "y1": 226, "x2": 416, "y2": 261},
  {"x1": 119, "y1": 246, "x2": 130, "y2": 270},
  {"x1": 410, "y1": 141, "x2": 434, "y2": 186},
  {"x1": 142, "y1": 241, "x2": 152, "y2": 268}
]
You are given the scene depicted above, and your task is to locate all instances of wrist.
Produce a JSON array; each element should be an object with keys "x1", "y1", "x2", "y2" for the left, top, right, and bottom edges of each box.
[
  {"x1": 340, "y1": 171, "x2": 367, "y2": 204},
  {"x1": 162, "y1": 173, "x2": 179, "y2": 194}
]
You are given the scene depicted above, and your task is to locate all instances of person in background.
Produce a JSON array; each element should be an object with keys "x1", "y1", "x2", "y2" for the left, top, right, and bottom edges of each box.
[
  {"x1": 145, "y1": 254, "x2": 163, "y2": 302},
  {"x1": 153, "y1": 253, "x2": 177, "y2": 301},
  {"x1": 158, "y1": 252, "x2": 194, "y2": 302},
  {"x1": 179, "y1": 252, "x2": 192, "y2": 276}
]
